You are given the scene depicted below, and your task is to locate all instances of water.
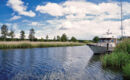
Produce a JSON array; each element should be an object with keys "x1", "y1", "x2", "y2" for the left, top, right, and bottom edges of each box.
[{"x1": 0, "y1": 46, "x2": 123, "y2": 80}]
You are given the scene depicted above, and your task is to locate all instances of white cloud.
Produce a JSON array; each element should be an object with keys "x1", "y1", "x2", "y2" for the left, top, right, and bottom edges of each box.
[
  {"x1": 29, "y1": 22, "x2": 38, "y2": 26},
  {"x1": 123, "y1": 19, "x2": 130, "y2": 36},
  {"x1": 28, "y1": 22, "x2": 45, "y2": 27},
  {"x1": 123, "y1": 2, "x2": 130, "y2": 15},
  {"x1": 22, "y1": 20, "x2": 30, "y2": 23},
  {"x1": 36, "y1": 3, "x2": 64, "y2": 16},
  {"x1": 10, "y1": 15, "x2": 21, "y2": 21},
  {"x1": 35, "y1": 1, "x2": 130, "y2": 39},
  {"x1": 7, "y1": 0, "x2": 35, "y2": 17},
  {"x1": 36, "y1": 1, "x2": 121, "y2": 20}
]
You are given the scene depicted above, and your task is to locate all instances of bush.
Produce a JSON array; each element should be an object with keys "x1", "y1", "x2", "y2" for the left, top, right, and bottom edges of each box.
[
  {"x1": 70, "y1": 37, "x2": 77, "y2": 42},
  {"x1": 93, "y1": 36, "x2": 99, "y2": 43}
]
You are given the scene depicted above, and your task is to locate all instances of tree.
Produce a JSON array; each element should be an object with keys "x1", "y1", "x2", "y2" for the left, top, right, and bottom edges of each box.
[
  {"x1": 40, "y1": 37, "x2": 44, "y2": 41},
  {"x1": 29, "y1": 28, "x2": 35, "y2": 41},
  {"x1": 53, "y1": 36, "x2": 56, "y2": 41},
  {"x1": 61, "y1": 33, "x2": 68, "y2": 42},
  {"x1": 46, "y1": 35, "x2": 49, "y2": 41},
  {"x1": 20, "y1": 30, "x2": 25, "y2": 40},
  {"x1": 70, "y1": 36, "x2": 77, "y2": 42},
  {"x1": 9, "y1": 30, "x2": 15, "y2": 40},
  {"x1": 1, "y1": 24, "x2": 8, "y2": 40},
  {"x1": 57, "y1": 35, "x2": 61, "y2": 41},
  {"x1": 93, "y1": 36, "x2": 99, "y2": 43}
]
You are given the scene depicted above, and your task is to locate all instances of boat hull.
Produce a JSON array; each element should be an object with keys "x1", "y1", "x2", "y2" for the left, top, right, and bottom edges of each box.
[{"x1": 87, "y1": 44, "x2": 109, "y2": 54}]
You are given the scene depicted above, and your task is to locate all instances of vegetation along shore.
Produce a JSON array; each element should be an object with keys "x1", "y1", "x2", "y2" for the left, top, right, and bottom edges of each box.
[
  {"x1": 0, "y1": 24, "x2": 87, "y2": 49},
  {"x1": 101, "y1": 39, "x2": 130, "y2": 79},
  {"x1": 0, "y1": 41, "x2": 85, "y2": 49}
]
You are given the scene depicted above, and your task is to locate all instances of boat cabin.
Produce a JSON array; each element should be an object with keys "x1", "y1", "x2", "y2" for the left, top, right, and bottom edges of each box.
[
  {"x1": 122, "y1": 36, "x2": 130, "y2": 39},
  {"x1": 99, "y1": 38, "x2": 117, "y2": 44},
  {"x1": 97, "y1": 37, "x2": 117, "y2": 48}
]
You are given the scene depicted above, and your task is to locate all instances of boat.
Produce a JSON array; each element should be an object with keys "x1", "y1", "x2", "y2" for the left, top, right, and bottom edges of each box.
[{"x1": 88, "y1": 30, "x2": 117, "y2": 54}]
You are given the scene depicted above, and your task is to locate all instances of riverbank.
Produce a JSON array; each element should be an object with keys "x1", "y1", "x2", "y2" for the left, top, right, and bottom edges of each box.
[
  {"x1": 101, "y1": 39, "x2": 130, "y2": 79},
  {"x1": 0, "y1": 41, "x2": 85, "y2": 49}
]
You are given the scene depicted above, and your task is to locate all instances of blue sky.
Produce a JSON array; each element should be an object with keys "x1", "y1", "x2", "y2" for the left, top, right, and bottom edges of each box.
[{"x1": 0, "y1": 0, "x2": 130, "y2": 39}]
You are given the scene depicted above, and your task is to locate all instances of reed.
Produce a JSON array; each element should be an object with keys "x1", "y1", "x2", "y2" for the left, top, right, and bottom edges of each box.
[
  {"x1": 123, "y1": 63, "x2": 130, "y2": 79},
  {"x1": 101, "y1": 39, "x2": 130, "y2": 78},
  {"x1": 114, "y1": 39, "x2": 130, "y2": 53},
  {"x1": 101, "y1": 52, "x2": 130, "y2": 68},
  {"x1": 0, "y1": 41, "x2": 84, "y2": 49}
]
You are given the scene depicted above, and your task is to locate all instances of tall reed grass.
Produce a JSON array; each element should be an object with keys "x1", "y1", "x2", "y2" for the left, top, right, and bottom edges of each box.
[
  {"x1": 100, "y1": 39, "x2": 130, "y2": 78},
  {"x1": 0, "y1": 42, "x2": 84, "y2": 49},
  {"x1": 101, "y1": 52, "x2": 130, "y2": 68},
  {"x1": 114, "y1": 39, "x2": 130, "y2": 53},
  {"x1": 123, "y1": 63, "x2": 130, "y2": 79}
]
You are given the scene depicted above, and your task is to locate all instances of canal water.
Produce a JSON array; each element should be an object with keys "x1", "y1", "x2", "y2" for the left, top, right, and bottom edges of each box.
[{"x1": 0, "y1": 46, "x2": 123, "y2": 80}]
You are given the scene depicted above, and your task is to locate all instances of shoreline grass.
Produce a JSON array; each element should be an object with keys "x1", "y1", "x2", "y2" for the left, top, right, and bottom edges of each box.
[
  {"x1": 123, "y1": 63, "x2": 130, "y2": 79},
  {"x1": 100, "y1": 39, "x2": 130, "y2": 79},
  {"x1": 101, "y1": 52, "x2": 130, "y2": 68},
  {"x1": 0, "y1": 41, "x2": 85, "y2": 49}
]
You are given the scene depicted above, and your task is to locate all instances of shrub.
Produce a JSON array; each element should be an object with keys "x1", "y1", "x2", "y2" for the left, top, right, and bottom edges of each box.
[{"x1": 93, "y1": 36, "x2": 99, "y2": 43}]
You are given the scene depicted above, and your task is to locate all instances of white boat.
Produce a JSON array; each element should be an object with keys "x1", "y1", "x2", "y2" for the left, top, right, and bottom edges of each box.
[{"x1": 88, "y1": 30, "x2": 117, "y2": 54}]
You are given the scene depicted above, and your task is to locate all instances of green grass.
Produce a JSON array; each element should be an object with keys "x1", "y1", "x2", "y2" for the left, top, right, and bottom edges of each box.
[
  {"x1": 0, "y1": 42, "x2": 84, "y2": 49},
  {"x1": 123, "y1": 63, "x2": 130, "y2": 79},
  {"x1": 114, "y1": 39, "x2": 130, "y2": 53},
  {"x1": 100, "y1": 39, "x2": 130, "y2": 78},
  {"x1": 0, "y1": 43, "x2": 31, "y2": 49},
  {"x1": 101, "y1": 52, "x2": 130, "y2": 68}
]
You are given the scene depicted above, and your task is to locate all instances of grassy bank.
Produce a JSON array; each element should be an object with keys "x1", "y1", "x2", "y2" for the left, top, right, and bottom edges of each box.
[
  {"x1": 101, "y1": 39, "x2": 130, "y2": 79},
  {"x1": 0, "y1": 41, "x2": 85, "y2": 49}
]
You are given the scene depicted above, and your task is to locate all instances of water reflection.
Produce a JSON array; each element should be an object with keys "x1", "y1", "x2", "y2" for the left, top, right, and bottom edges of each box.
[
  {"x1": 83, "y1": 56, "x2": 123, "y2": 80},
  {"x1": 0, "y1": 46, "x2": 123, "y2": 80}
]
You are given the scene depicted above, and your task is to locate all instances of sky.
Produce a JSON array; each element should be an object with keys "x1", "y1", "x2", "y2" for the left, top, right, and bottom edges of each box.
[{"x1": 0, "y1": 0, "x2": 130, "y2": 40}]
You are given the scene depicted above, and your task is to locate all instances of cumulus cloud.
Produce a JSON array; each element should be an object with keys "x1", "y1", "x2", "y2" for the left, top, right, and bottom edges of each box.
[
  {"x1": 10, "y1": 15, "x2": 21, "y2": 21},
  {"x1": 28, "y1": 22, "x2": 45, "y2": 27},
  {"x1": 29, "y1": 22, "x2": 39, "y2": 26},
  {"x1": 35, "y1": 1, "x2": 130, "y2": 39},
  {"x1": 123, "y1": 2, "x2": 130, "y2": 15},
  {"x1": 36, "y1": 1, "x2": 121, "y2": 19},
  {"x1": 7, "y1": 0, "x2": 35, "y2": 17},
  {"x1": 36, "y1": 3, "x2": 64, "y2": 16}
]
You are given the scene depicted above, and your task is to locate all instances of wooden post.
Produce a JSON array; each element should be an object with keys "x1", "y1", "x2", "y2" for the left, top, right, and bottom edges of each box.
[{"x1": 107, "y1": 43, "x2": 109, "y2": 53}]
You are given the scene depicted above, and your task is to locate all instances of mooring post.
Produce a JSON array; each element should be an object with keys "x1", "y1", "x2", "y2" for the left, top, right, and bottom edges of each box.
[{"x1": 107, "y1": 43, "x2": 109, "y2": 53}]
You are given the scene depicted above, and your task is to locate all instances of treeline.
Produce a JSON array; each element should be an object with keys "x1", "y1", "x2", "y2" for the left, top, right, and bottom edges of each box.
[{"x1": 0, "y1": 24, "x2": 77, "y2": 42}]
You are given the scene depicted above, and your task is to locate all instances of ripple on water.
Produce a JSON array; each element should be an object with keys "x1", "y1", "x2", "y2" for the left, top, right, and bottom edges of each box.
[{"x1": 0, "y1": 46, "x2": 123, "y2": 80}]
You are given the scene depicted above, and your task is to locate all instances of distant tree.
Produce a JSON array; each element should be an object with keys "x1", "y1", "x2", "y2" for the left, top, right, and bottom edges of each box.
[
  {"x1": 1, "y1": 24, "x2": 8, "y2": 40},
  {"x1": 20, "y1": 30, "x2": 25, "y2": 40},
  {"x1": 46, "y1": 35, "x2": 49, "y2": 41},
  {"x1": 9, "y1": 30, "x2": 15, "y2": 40},
  {"x1": 57, "y1": 35, "x2": 61, "y2": 41},
  {"x1": 70, "y1": 36, "x2": 77, "y2": 42},
  {"x1": 53, "y1": 36, "x2": 56, "y2": 41},
  {"x1": 61, "y1": 33, "x2": 68, "y2": 42},
  {"x1": 40, "y1": 37, "x2": 44, "y2": 41},
  {"x1": 93, "y1": 36, "x2": 99, "y2": 43},
  {"x1": 29, "y1": 28, "x2": 35, "y2": 41}
]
